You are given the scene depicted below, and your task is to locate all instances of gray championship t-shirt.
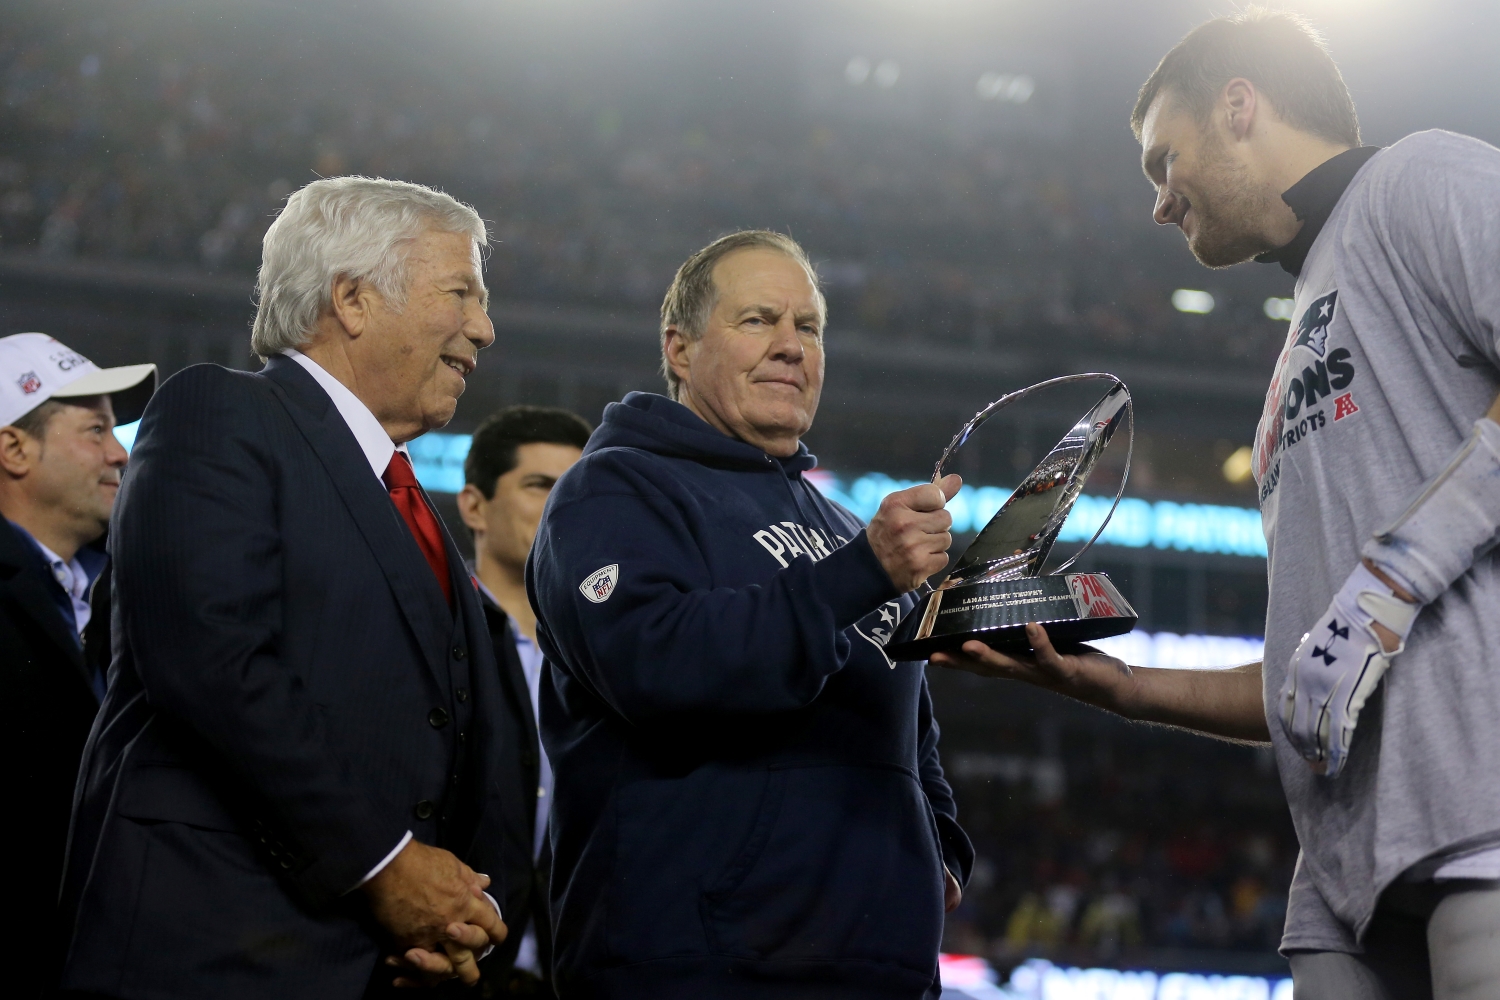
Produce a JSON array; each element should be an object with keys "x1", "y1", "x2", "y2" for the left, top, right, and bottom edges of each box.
[{"x1": 1251, "y1": 130, "x2": 1500, "y2": 951}]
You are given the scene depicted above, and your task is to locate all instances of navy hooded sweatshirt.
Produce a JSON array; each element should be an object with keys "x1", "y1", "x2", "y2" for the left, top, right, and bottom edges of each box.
[{"x1": 527, "y1": 392, "x2": 974, "y2": 1000}]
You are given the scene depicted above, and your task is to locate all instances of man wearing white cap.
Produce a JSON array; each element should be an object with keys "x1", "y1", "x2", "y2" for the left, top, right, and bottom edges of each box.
[{"x1": 0, "y1": 331, "x2": 155, "y2": 995}]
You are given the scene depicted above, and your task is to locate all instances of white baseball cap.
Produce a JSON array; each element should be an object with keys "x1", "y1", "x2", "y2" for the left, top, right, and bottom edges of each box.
[{"x1": 0, "y1": 333, "x2": 157, "y2": 429}]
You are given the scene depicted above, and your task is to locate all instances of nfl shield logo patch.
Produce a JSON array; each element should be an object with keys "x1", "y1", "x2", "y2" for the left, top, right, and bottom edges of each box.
[
  {"x1": 580, "y1": 563, "x2": 619, "y2": 604},
  {"x1": 16, "y1": 371, "x2": 42, "y2": 395}
]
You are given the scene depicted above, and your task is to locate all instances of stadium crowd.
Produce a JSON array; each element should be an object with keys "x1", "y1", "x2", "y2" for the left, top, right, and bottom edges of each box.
[
  {"x1": 1, "y1": 3, "x2": 1286, "y2": 367},
  {"x1": 945, "y1": 745, "x2": 1294, "y2": 969},
  {"x1": 20, "y1": 4, "x2": 1498, "y2": 998},
  {"x1": 3, "y1": 177, "x2": 1295, "y2": 997}
]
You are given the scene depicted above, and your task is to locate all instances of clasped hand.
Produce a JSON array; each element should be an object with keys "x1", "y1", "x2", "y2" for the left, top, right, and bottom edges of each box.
[{"x1": 363, "y1": 840, "x2": 508, "y2": 989}]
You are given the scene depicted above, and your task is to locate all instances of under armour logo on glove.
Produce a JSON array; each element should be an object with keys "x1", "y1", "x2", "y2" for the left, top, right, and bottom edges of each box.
[{"x1": 1279, "y1": 564, "x2": 1420, "y2": 778}]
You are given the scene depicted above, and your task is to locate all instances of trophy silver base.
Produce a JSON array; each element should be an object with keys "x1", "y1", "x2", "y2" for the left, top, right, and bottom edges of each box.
[{"x1": 886, "y1": 572, "x2": 1138, "y2": 661}]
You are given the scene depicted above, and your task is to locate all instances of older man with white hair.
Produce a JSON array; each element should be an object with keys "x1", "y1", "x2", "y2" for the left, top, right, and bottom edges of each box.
[{"x1": 60, "y1": 177, "x2": 509, "y2": 998}]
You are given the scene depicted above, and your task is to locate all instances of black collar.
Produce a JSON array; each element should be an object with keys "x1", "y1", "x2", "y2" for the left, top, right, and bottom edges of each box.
[{"x1": 1255, "y1": 145, "x2": 1382, "y2": 277}]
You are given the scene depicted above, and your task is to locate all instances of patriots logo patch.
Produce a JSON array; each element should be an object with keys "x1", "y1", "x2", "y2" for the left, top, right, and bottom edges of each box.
[
  {"x1": 854, "y1": 600, "x2": 908, "y2": 668},
  {"x1": 1291, "y1": 291, "x2": 1339, "y2": 357},
  {"x1": 579, "y1": 563, "x2": 619, "y2": 604}
]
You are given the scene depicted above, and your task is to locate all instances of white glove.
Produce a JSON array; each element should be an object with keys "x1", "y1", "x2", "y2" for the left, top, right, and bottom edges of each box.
[{"x1": 1279, "y1": 563, "x2": 1420, "y2": 777}]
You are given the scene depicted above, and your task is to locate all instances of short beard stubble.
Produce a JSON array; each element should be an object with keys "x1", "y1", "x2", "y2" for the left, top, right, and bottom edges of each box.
[{"x1": 1185, "y1": 129, "x2": 1283, "y2": 269}]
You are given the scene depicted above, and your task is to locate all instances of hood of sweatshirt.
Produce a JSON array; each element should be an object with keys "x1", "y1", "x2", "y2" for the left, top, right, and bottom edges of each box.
[{"x1": 587, "y1": 391, "x2": 818, "y2": 476}]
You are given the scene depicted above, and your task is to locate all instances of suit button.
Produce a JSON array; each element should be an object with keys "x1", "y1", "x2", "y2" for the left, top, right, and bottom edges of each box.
[
  {"x1": 429, "y1": 707, "x2": 450, "y2": 729},
  {"x1": 452, "y1": 646, "x2": 466, "y2": 660},
  {"x1": 456, "y1": 687, "x2": 469, "y2": 703},
  {"x1": 458, "y1": 730, "x2": 468, "y2": 746},
  {"x1": 450, "y1": 773, "x2": 461, "y2": 787},
  {"x1": 279, "y1": 858, "x2": 295, "y2": 870},
  {"x1": 414, "y1": 800, "x2": 435, "y2": 821}
]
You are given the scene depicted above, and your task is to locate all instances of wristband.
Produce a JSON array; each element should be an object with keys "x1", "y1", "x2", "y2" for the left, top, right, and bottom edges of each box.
[{"x1": 1362, "y1": 417, "x2": 1500, "y2": 604}]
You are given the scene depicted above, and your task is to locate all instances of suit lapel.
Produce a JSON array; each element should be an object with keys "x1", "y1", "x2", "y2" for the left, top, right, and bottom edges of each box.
[
  {"x1": 0, "y1": 520, "x2": 88, "y2": 677},
  {"x1": 259, "y1": 357, "x2": 450, "y2": 685}
]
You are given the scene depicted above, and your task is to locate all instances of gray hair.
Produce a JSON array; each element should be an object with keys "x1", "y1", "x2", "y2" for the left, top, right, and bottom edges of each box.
[
  {"x1": 659, "y1": 230, "x2": 826, "y2": 402},
  {"x1": 251, "y1": 176, "x2": 488, "y2": 358}
]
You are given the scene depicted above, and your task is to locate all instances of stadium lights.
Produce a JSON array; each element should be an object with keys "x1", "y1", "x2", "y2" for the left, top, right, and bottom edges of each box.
[
  {"x1": 1221, "y1": 444, "x2": 1254, "y2": 484},
  {"x1": 114, "y1": 423, "x2": 1268, "y2": 656},
  {"x1": 846, "y1": 57, "x2": 900, "y2": 87},
  {"x1": 811, "y1": 471, "x2": 1268, "y2": 558},
  {"x1": 112, "y1": 424, "x2": 1268, "y2": 560},
  {"x1": 1171, "y1": 288, "x2": 1215, "y2": 314},
  {"x1": 975, "y1": 72, "x2": 1034, "y2": 103},
  {"x1": 1263, "y1": 296, "x2": 1296, "y2": 321},
  {"x1": 1091, "y1": 630, "x2": 1263, "y2": 670},
  {"x1": 114, "y1": 421, "x2": 141, "y2": 452},
  {"x1": 958, "y1": 957, "x2": 1294, "y2": 1000}
]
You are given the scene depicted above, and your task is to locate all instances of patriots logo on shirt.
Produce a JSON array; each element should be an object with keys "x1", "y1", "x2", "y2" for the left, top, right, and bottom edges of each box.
[{"x1": 1291, "y1": 291, "x2": 1339, "y2": 357}]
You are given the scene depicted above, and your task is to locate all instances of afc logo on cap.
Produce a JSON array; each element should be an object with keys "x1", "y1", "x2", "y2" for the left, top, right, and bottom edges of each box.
[{"x1": 16, "y1": 371, "x2": 42, "y2": 395}]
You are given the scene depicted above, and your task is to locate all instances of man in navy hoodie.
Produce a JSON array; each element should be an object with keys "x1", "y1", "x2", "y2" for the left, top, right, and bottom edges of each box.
[{"x1": 527, "y1": 230, "x2": 974, "y2": 999}]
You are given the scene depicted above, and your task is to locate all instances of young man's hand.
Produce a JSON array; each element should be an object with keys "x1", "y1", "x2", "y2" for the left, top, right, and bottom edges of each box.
[
  {"x1": 930, "y1": 622, "x2": 1136, "y2": 713},
  {"x1": 933, "y1": 622, "x2": 1270, "y2": 743}
]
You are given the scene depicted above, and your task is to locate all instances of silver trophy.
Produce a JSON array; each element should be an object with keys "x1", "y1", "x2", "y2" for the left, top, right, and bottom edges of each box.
[{"x1": 886, "y1": 373, "x2": 1139, "y2": 660}]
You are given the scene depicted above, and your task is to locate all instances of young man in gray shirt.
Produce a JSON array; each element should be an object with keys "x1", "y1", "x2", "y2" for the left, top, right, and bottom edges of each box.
[{"x1": 933, "y1": 10, "x2": 1500, "y2": 998}]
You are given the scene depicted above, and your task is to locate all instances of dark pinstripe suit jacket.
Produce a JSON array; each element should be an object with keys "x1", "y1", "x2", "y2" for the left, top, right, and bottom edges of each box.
[{"x1": 60, "y1": 357, "x2": 510, "y2": 999}]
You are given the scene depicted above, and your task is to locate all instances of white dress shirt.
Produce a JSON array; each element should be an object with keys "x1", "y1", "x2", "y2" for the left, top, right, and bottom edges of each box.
[
  {"x1": 285, "y1": 349, "x2": 405, "y2": 481},
  {"x1": 512, "y1": 632, "x2": 554, "y2": 861},
  {"x1": 31, "y1": 535, "x2": 97, "y2": 636},
  {"x1": 283, "y1": 351, "x2": 501, "y2": 941}
]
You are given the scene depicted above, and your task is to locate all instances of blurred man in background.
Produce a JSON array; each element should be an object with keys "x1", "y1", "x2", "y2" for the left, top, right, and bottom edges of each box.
[
  {"x1": 59, "y1": 177, "x2": 510, "y2": 999},
  {"x1": 0, "y1": 332, "x2": 154, "y2": 996},
  {"x1": 527, "y1": 230, "x2": 973, "y2": 999},
  {"x1": 456, "y1": 404, "x2": 592, "y2": 996},
  {"x1": 936, "y1": 9, "x2": 1500, "y2": 997}
]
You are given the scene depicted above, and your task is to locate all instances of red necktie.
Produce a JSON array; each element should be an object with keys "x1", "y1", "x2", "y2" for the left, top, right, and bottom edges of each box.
[{"x1": 383, "y1": 451, "x2": 453, "y2": 606}]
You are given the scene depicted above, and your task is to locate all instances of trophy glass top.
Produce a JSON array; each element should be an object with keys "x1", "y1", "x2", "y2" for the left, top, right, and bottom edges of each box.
[{"x1": 942, "y1": 379, "x2": 1131, "y2": 588}]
